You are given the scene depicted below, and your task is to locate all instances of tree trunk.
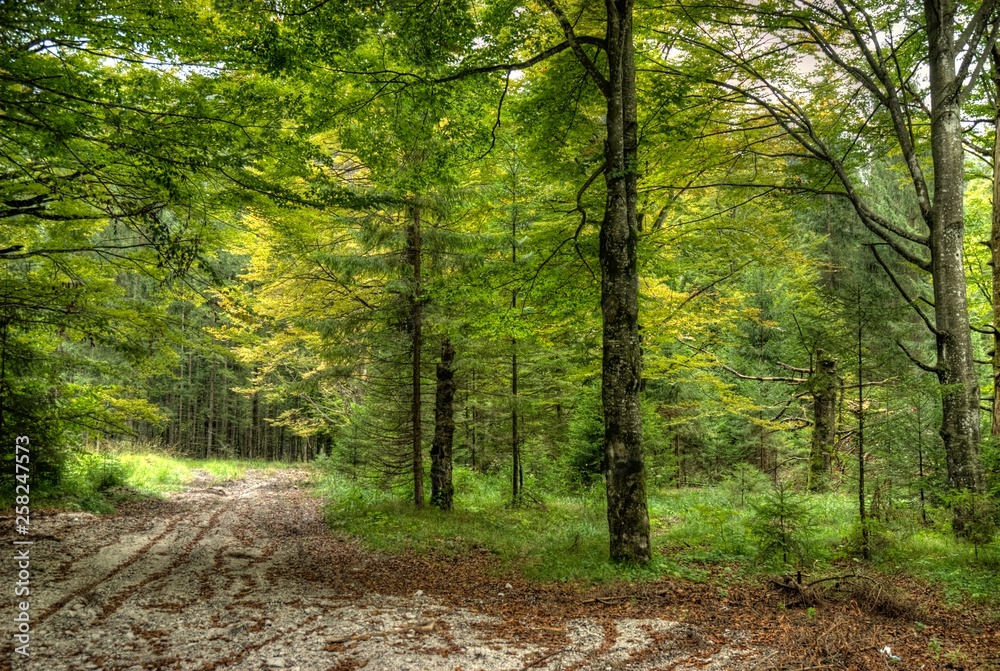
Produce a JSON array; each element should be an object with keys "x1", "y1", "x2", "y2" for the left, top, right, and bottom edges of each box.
[
  {"x1": 430, "y1": 338, "x2": 456, "y2": 510},
  {"x1": 990, "y1": 46, "x2": 1000, "y2": 436},
  {"x1": 917, "y1": 402, "x2": 928, "y2": 525},
  {"x1": 408, "y1": 205, "x2": 425, "y2": 508},
  {"x1": 857, "y1": 325, "x2": 870, "y2": 561},
  {"x1": 808, "y1": 350, "x2": 838, "y2": 492},
  {"x1": 206, "y1": 356, "x2": 215, "y2": 459},
  {"x1": 600, "y1": 0, "x2": 651, "y2": 564},
  {"x1": 469, "y1": 369, "x2": 477, "y2": 469},
  {"x1": 251, "y1": 391, "x2": 259, "y2": 460},
  {"x1": 511, "y1": 194, "x2": 521, "y2": 505},
  {"x1": 512, "y1": 340, "x2": 520, "y2": 504},
  {"x1": 925, "y1": 0, "x2": 983, "y2": 501}
]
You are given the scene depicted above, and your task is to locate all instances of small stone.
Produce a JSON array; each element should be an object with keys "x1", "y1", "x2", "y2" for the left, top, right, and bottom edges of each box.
[
  {"x1": 498, "y1": 592, "x2": 505, "y2": 597},
  {"x1": 125, "y1": 631, "x2": 135, "y2": 640},
  {"x1": 505, "y1": 583, "x2": 513, "y2": 590},
  {"x1": 266, "y1": 658, "x2": 286, "y2": 668},
  {"x1": 413, "y1": 590, "x2": 423, "y2": 597},
  {"x1": 405, "y1": 613, "x2": 417, "y2": 620}
]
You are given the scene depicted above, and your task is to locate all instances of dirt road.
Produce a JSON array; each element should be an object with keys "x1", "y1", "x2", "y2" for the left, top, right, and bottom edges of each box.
[{"x1": 3, "y1": 470, "x2": 756, "y2": 671}]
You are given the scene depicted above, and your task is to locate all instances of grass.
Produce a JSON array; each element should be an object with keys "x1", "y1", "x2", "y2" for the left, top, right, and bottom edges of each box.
[
  {"x1": 10, "y1": 446, "x2": 999, "y2": 607},
  {"x1": 15, "y1": 442, "x2": 286, "y2": 512},
  {"x1": 315, "y1": 465, "x2": 1000, "y2": 605},
  {"x1": 885, "y1": 529, "x2": 1000, "y2": 605}
]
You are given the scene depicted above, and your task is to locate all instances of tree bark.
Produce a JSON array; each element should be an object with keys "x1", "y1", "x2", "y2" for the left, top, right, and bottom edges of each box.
[
  {"x1": 600, "y1": 0, "x2": 651, "y2": 564},
  {"x1": 808, "y1": 350, "x2": 838, "y2": 492},
  {"x1": 430, "y1": 338, "x2": 456, "y2": 510},
  {"x1": 408, "y1": 205, "x2": 425, "y2": 508},
  {"x1": 990, "y1": 45, "x2": 1000, "y2": 436},
  {"x1": 857, "y1": 326, "x2": 870, "y2": 560},
  {"x1": 511, "y1": 189, "x2": 521, "y2": 505},
  {"x1": 925, "y1": 0, "x2": 984, "y2": 500},
  {"x1": 512, "y1": 340, "x2": 520, "y2": 504}
]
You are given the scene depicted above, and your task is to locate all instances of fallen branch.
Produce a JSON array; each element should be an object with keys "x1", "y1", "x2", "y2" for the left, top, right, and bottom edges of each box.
[{"x1": 520, "y1": 646, "x2": 568, "y2": 670}]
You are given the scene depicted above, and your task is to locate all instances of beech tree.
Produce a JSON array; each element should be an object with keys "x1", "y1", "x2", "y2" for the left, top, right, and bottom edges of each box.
[{"x1": 671, "y1": 0, "x2": 995, "y2": 511}]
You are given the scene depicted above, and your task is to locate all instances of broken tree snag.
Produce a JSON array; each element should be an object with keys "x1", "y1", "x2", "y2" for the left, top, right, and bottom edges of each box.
[
  {"x1": 808, "y1": 349, "x2": 838, "y2": 492},
  {"x1": 430, "y1": 338, "x2": 456, "y2": 510}
]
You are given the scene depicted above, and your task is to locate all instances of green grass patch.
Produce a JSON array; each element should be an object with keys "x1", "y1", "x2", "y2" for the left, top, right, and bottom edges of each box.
[
  {"x1": 318, "y1": 468, "x2": 705, "y2": 584},
  {"x1": 884, "y1": 529, "x2": 1000, "y2": 605},
  {"x1": 315, "y1": 466, "x2": 1000, "y2": 603},
  {"x1": 9, "y1": 441, "x2": 288, "y2": 513}
]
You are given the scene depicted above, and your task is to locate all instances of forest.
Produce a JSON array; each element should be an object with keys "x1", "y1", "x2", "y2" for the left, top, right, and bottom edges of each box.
[{"x1": 3, "y1": 0, "x2": 1000, "y2": 667}]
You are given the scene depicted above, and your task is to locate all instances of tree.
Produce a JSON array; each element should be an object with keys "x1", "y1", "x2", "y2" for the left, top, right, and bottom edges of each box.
[
  {"x1": 430, "y1": 338, "x2": 457, "y2": 509},
  {"x1": 673, "y1": 0, "x2": 993, "y2": 511},
  {"x1": 0, "y1": 0, "x2": 297, "y2": 481},
  {"x1": 497, "y1": 0, "x2": 654, "y2": 563}
]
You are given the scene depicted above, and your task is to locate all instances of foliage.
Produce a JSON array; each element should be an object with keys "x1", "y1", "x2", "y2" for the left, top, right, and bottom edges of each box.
[
  {"x1": 748, "y1": 480, "x2": 818, "y2": 567},
  {"x1": 3, "y1": 0, "x2": 999, "y2": 596},
  {"x1": 316, "y1": 465, "x2": 1000, "y2": 604}
]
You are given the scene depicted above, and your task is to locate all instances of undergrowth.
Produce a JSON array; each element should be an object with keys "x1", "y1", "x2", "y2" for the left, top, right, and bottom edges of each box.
[{"x1": 315, "y1": 465, "x2": 1000, "y2": 604}]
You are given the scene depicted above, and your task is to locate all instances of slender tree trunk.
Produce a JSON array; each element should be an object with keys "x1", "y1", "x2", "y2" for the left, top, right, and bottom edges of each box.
[
  {"x1": 187, "y1": 348, "x2": 194, "y2": 454},
  {"x1": 808, "y1": 350, "x2": 838, "y2": 492},
  {"x1": 219, "y1": 361, "x2": 228, "y2": 456},
  {"x1": 511, "y1": 198, "x2": 521, "y2": 505},
  {"x1": 251, "y1": 391, "x2": 259, "y2": 460},
  {"x1": 925, "y1": 0, "x2": 983, "y2": 503},
  {"x1": 469, "y1": 369, "x2": 477, "y2": 469},
  {"x1": 917, "y1": 402, "x2": 928, "y2": 525},
  {"x1": 512, "y1": 340, "x2": 520, "y2": 504},
  {"x1": 990, "y1": 46, "x2": 1000, "y2": 436},
  {"x1": 674, "y1": 434, "x2": 682, "y2": 488},
  {"x1": 408, "y1": 205, "x2": 425, "y2": 508},
  {"x1": 857, "y1": 325, "x2": 870, "y2": 560},
  {"x1": 430, "y1": 338, "x2": 456, "y2": 510},
  {"x1": 207, "y1": 356, "x2": 215, "y2": 459},
  {"x1": 601, "y1": 0, "x2": 650, "y2": 564}
]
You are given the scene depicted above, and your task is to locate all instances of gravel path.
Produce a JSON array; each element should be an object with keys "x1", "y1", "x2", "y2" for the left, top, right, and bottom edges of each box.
[{"x1": 4, "y1": 470, "x2": 759, "y2": 671}]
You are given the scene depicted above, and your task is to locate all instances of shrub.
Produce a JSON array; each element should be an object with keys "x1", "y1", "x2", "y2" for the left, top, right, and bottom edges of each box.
[{"x1": 749, "y1": 479, "x2": 817, "y2": 567}]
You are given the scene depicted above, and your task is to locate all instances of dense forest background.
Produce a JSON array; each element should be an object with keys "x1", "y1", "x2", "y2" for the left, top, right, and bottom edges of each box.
[{"x1": 3, "y1": 0, "x2": 1000, "y2": 567}]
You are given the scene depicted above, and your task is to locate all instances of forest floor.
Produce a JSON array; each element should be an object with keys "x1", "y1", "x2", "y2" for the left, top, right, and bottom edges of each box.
[{"x1": 2, "y1": 469, "x2": 998, "y2": 671}]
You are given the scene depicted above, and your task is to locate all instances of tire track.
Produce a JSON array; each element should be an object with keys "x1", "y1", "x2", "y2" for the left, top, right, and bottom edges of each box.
[
  {"x1": 33, "y1": 512, "x2": 187, "y2": 627},
  {"x1": 52, "y1": 514, "x2": 158, "y2": 577},
  {"x1": 95, "y1": 494, "x2": 240, "y2": 621}
]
